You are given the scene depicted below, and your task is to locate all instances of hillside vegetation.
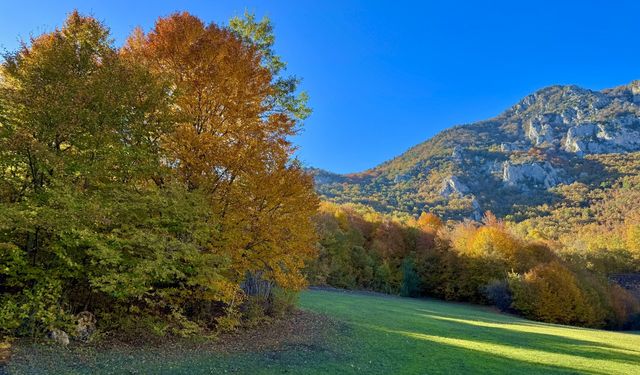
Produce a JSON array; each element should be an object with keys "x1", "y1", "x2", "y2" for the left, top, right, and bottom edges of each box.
[
  {"x1": 306, "y1": 203, "x2": 640, "y2": 329},
  {"x1": 313, "y1": 82, "x2": 640, "y2": 222},
  {"x1": 308, "y1": 79, "x2": 640, "y2": 331}
]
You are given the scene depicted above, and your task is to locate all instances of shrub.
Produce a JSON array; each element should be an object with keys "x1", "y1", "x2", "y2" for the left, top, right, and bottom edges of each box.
[
  {"x1": 482, "y1": 279, "x2": 512, "y2": 312},
  {"x1": 269, "y1": 287, "x2": 300, "y2": 318},
  {"x1": 608, "y1": 284, "x2": 640, "y2": 330},
  {"x1": 509, "y1": 261, "x2": 605, "y2": 327}
]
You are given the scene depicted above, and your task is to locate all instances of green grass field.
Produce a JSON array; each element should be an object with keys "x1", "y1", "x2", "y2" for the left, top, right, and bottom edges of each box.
[
  {"x1": 299, "y1": 290, "x2": 640, "y2": 374},
  {"x1": 6, "y1": 289, "x2": 640, "y2": 374}
]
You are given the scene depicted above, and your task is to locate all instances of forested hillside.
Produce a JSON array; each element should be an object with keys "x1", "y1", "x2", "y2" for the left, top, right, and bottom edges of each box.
[
  {"x1": 313, "y1": 82, "x2": 640, "y2": 222},
  {"x1": 308, "y1": 82, "x2": 640, "y2": 330}
]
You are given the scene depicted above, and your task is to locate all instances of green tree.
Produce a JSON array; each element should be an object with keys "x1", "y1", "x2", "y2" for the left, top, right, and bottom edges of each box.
[
  {"x1": 229, "y1": 11, "x2": 311, "y2": 120},
  {"x1": 400, "y1": 257, "x2": 421, "y2": 297}
]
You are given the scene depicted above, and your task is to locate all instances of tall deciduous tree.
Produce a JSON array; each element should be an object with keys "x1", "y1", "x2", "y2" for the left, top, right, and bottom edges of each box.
[{"x1": 123, "y1": 12, "x2": 318, "y2": 291}]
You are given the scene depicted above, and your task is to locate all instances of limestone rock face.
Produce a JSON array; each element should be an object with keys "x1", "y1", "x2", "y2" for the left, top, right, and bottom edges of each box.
[
  {"x1": 451, "y1": 146, "x2": 464, "y2": 162},
  {"x1": 500, "y1": 142, "x2": 528, "y2": 152},
  {"x1": 508, "y1": 84, "x2": 640, "y2": 154},
  {"x1": 309, "y1": 168, "x2": 345, "y2": 186},
  {"x1": 439, "y1": 176, "x2": 470, "y2": 197},
  {"x1": 564, "y1": 117, "x2": 640, "y2": 155},
  {"x1": 527, "y1": 114, "x2": 561, "y2": 145},
  {"x1": 502, "y1": 161, "x2": 561, "y2": 189},
  {"x1": 470, "y1": 198, "x2": 483, "y2": 221}
]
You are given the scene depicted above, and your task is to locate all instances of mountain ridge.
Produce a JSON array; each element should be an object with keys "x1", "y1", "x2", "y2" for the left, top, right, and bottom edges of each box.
[{"x1": 312, "y1": 80, "x2": 640, "y2": 221}]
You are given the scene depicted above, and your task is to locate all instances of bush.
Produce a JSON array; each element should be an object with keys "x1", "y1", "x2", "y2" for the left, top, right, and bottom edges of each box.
[
  {"x1": 509, "y1": 261, "x2": 606, "y2": 327},
  {"x1": 608, "y1": 284, "x2": 640, "y2": 329},
  {"x1": 269, "y1": 287, "x2": 300, "y2": 318},
  {"x1": 482, "y1": 279, "x2": 512, "y2": 312}
]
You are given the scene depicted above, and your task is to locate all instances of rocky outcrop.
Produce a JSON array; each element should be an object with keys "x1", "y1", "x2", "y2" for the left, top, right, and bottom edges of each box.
[
  {"x1": 502, "y1": 161, "x2": 561, "y2": 189},
  {"x1": 564, "y1": 116, "x2": 640, "y2": 155},
  {"x1": 470, "y1": 198, "x2": 483, "y2": 221},
  {"x1": 484, "y1": 160, "x2": 503, "y2": 175},
  {"x1": 393, "y1": 173, "x2": 411, "y2": 183},
  {"x1": 309, "y1": 168, "x2": 346, "y2": 185},
  {"x1": 527, "y1": 114, "x2": 561, "y2": 146},
  {"x1": 500, "y1": 142, "x2": 528, "y2": 152},
  {"x1": 451, "y1": 146, "x2": 464, "y2": 162},
  {"x1": 48, "y1": 329, "x2": 69, "y2": 346},
  {"x1": 564, "y1": 123, "x2": 601, "y2": 154},
  {"x1": 439, "y1": 176, "x2": 470, "y2": 197}
]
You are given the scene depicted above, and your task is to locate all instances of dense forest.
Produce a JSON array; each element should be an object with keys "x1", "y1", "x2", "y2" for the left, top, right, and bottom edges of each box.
[
  {"x1": 0, "y1": 11, "x2": 317, "y2": 338},
  {"x1": 307, "y1": 202, "x2": 640, "y2": 329}
]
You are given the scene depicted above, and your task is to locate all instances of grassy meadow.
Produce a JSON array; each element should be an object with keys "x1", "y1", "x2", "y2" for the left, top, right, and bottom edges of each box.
[{"x1": 5, "y1": 289, "x2": 640, "y2": 374}]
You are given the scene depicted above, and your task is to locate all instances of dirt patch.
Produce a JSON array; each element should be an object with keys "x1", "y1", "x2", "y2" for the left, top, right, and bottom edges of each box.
[
  {"x1": 214, "y1": 309, "x2": 337, "y2": 353},
  {"x1": 7, "y1": 309, "x2": 340, "y2": 372}
]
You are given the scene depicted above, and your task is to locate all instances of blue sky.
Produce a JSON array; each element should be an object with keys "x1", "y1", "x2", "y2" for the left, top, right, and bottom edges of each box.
[{"x1": 1, "y1": 1, "x2": 639, "y2": 173}]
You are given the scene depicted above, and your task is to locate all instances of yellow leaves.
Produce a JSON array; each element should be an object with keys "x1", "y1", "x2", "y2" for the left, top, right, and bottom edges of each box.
[
  {"x1": 510, "y1": 261, "x2": 602, "y2": 326},
  {"x1": 468, "y1": 226, "x2": 520, "y2": 260},
  {"x1": 448, "y1": 221, "x2": 477, "y2": 255},
  {"x1": 447, "y1": 217, "x2": 523, "y2": 265},
  {"x1": 417, "y1": 212, "x2": 442, "y2": 233},
  {"x1": 624, "y1": 222, "x2": 640, "y2": 256}
]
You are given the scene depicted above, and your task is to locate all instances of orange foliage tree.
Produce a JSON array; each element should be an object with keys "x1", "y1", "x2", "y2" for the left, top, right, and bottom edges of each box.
[
  {"x1": 123, "y1": 12, "x2": 318, "y2": 293},
  {"x1": 509, "y1": 261, "x2": 607, "y2": 327}
]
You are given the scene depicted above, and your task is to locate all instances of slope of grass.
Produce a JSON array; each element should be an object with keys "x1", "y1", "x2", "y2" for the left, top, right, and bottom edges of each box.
[
  {"x1": 5, "y1": 290, "x2": 640, "y2": 374},
  {"x1": 299, "y1": 290, "x2": 640, "y2": 374}
]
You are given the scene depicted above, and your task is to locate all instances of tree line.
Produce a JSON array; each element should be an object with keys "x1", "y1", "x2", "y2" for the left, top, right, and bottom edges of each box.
[{"x1": 307, "y1": 202, "x2": 640, "y2": 329}]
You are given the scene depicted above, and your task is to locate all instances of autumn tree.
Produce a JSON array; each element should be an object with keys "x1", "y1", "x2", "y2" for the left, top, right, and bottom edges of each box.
[
  {"x1": 0, "y1": 12, "x2": 232, "y2": 336},
  {"x1": 124, "y1": 12, "x2": 318, "y2": 298},
  {"x1": 509, "y1": 262, "x2": 606, "y2": 327},
  {"x1": 0, "y1": 10, "x2": 318, "y2": 337},
  {"x1": 417, "y1": 212, "x2": 443, "y2": 233}
]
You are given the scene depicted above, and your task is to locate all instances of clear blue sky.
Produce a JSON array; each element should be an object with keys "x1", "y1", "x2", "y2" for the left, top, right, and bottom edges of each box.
[{"x1": 1, "y1": 1, "x2": 639, "y2": 173}]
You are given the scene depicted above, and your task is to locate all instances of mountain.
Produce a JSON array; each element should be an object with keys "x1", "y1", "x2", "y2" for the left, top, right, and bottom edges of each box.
[{"x1": 313, "y1": 81, "x2": 640, "y2": 221}]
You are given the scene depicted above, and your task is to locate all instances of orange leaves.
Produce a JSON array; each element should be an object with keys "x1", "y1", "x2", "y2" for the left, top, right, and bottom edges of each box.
[
  {"x1": 509, "y1": 261, "x2": 604, "y2": 326},
  {"x1": 123, "y1": 12, "x2": 318, "y2": 291},
  {"x1": 416, "y1": 212, "x2": 442, "y2": 233}
]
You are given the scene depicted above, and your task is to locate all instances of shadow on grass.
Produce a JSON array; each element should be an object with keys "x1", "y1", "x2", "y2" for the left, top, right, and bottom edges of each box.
[
  {"x1": 352, "y1": 307, "x2": 640, "y2": 374},
  {"x1": 410, "y1": 316, "x2": 639, "y2": 364},
  {"x1": 307, "y1": 291, "x2": 640, "y2": 374}
]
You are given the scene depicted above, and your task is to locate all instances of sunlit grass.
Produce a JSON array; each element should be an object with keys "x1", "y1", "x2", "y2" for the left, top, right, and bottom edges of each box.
[{"x1": 299, "y1": 290, "x2": 640, "y2": 374}]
